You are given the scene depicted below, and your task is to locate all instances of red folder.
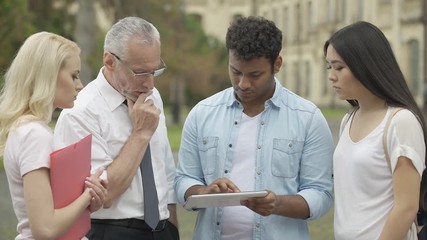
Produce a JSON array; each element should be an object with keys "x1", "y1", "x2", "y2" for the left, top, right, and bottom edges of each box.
[{"x1": 50, "y1": 134, "x2": 92, "y2": 240}]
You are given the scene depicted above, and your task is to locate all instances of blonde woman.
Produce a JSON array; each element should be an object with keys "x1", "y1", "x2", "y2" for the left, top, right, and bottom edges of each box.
[{"x1": 0, "y1": 32, "x2": 107, "y2": 240}]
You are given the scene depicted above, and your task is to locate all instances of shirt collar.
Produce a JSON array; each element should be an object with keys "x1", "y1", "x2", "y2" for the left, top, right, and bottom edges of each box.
[
  {"x1": 268, "y1": 77, "x2": 283, "y2": 108},
  {"x1": 95, "y1": 67, "x2": 126, "y2": 111},
  {"x1": 227, "y1": 77, "x2": 283, "y2": 108}
]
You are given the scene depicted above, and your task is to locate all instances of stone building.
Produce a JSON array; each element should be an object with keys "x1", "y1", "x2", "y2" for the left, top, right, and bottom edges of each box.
[{"x1": 183, "y1": 0, "x2": 427, "y2": 107}]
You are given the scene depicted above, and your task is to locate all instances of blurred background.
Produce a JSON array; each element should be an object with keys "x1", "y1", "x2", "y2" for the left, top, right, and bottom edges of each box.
[
  {"x1": 1, "y1": 0, "x2": 426, "y2": 119},
  {"x1": 1, "y1": 0, "x2": 427, "y2": 239}
]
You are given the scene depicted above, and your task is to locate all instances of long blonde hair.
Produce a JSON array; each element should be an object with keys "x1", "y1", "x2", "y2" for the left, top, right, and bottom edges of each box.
[{"x1": 0, "y1": 32, "x2": 80, "y2": 154}]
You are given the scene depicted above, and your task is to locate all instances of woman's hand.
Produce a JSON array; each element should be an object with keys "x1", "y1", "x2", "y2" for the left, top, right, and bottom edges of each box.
[{"x1": 84, "y1": 167, "x2": 108, "y2": 212}]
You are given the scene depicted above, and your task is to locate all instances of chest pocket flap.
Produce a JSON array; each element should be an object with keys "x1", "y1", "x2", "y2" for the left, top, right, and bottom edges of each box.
[
  {"x1": 271, "y1": 138, "x2": 304, "y2": 178},
  {"x1": 198, "y1": 136, "x2": 219, "y2": 175}
]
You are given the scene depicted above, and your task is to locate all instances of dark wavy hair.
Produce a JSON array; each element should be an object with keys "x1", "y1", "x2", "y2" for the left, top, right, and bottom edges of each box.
[
  {"x1": 226, "y1": 16, "x2": 282, "y2": 69},
  {"x1": 324, "y1": 21, "x2": 427, "y2": 212}
]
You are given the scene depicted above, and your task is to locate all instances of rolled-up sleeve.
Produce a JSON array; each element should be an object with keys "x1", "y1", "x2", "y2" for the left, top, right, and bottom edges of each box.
[
  {"x1": 297, "y1": 108, "x2": 334, "y2": 220},
  {"x1": 174, "y1": 107, "x2": 208, "y2": 205}
]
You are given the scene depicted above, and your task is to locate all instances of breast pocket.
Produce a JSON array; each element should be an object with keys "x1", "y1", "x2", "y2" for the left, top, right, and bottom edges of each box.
[
  {"x1": 271, "y1": 139, "x2": 304, "y2": 178},
  {"x1": 198, "y1": 137, "x2": 219, "y2": 175}
]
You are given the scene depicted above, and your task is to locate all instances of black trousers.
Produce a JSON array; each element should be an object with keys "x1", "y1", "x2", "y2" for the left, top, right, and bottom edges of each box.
[
  {"x1": 87, "y1": 218, "x2": 180, "y2": 240},
  {"x1": 419, "y1": 226, "x2": 427, "y2": 240}
]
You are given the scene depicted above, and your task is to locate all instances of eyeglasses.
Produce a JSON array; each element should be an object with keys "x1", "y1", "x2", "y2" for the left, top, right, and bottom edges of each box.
[{"x1": 110, "y1": 52, "x2": 167, "y2": 78}]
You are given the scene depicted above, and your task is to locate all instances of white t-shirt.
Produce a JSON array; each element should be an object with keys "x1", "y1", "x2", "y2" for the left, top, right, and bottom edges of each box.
[
  {"x1": 334, "y1": 108, "x2": 425, "y2": 240},
  {"x1": 221, "y1": 113, "x2": 260, "y2": 240},
  {"x1": 4, "y1": 121, "x2": 53, "y2": 240}
]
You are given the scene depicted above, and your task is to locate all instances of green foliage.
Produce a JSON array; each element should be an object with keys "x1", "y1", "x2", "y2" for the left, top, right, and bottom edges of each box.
[
  {"x1": 0, "y1": 75, "x2": 4, "y2": 90},
  {"x1": 167, "y1": 123, "x2": 183, "y2": 152},
  {"x1": 0, "y1": 0, "x2": 35, "y2": 75},
  {"x1": 27, "y1": 0, "x2": 77, "y2": 38},
  {"x1": 321, "y1": 107, "x2": 347, "y2": 120},
  {"x1": 0, "y1": 0, "x2": 230, "y2": 115},
  {"x1": 185, "y1": 14, "x2": 223, "y2": 54},
  {"x1": 0, "y1": 0, "x2": 78, "y2": 86},
  {"x1": 85, "y1": 30, "x2": 107, "y2": 81}
]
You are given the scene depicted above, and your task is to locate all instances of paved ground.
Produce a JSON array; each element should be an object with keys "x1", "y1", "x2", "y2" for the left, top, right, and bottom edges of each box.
[{"x1": 0, "y1": 119, "x2": 341, "y2": 240}]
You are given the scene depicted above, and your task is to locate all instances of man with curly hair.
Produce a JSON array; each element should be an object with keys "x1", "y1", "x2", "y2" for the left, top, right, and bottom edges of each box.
[{"x1": 174, "y1": 16, "x2": 334, "y2": 240}]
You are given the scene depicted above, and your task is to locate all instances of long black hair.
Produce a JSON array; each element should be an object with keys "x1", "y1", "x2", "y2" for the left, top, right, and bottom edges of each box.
[{"x1": 324, "y1": 21, "x2": 427, "y2": 212}]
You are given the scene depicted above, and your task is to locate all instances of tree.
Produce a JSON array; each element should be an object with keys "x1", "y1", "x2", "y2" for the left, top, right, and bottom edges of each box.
[
  {"x1": 0, "y1": 0, "x2": 230, "y2": 124},
  {"x1": 0, "y1": 0, "x2": 78, "y2": 87},
  {"x1": 28, "y1": 0, "x2": 77, "y2": 38},
  {"x1": 74, "y1": 0, "x2": 98, "y2": 86},
  {"x1": 0, "y1": 0, "x2": 35, "y2": 87}
]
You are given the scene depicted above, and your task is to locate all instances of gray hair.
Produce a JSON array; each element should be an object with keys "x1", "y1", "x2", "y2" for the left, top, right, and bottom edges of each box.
[{"x1": 104, "y1": 16, "x2": 160, "y2": 58}]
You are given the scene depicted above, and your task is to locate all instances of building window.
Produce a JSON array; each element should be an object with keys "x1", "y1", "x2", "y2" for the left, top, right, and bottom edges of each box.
[
  {"x1": 294, "y1": 62, "x2": 301, "y2": 95},
  {"x1": 233, "y1": 14, "x2": 243, "y2": 21},
  {"x1": 295, "y1": 3, "x2": 301, "y2": 42},
  {"x1": 358, "y1": 0, "x2": 364, "y2": 20},
  {"x1": 283, "y1": 6, "x2": 289, "y2": 44},
  {"x1": 409, "y1": 39, "x2": 420, "y2": 94},
  {"x1": 189, "y1": 14, "x2": 202, "y2": 25},
  {"x1": 305, "y1": 61, "x2": 311, "y2": 97},
  {"x1": 262, "y1": 10, "x2": 268, "y2": 18},
  {"x1": 340, "y1": 0, "x2": 346, "y2": 21},
  {"x1": 327, "y1": 0, "x2": 334, "y2": 22},
  {"x1": 307, "y1": 1, "x2": 313, "y2": 30},
  {"x1": 272, "y1": 8, "x2": 278, "y2": 23},
  {"x1": 281, "y1": 62, "x2": 287, "y2": 87},
  {"x1": 323, "y1": 61, "x2": 329, "y2": 96}
]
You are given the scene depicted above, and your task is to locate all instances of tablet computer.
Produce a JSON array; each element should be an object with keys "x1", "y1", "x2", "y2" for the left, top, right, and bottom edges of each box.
[{"x1": 183, "y1": 190, "x2": 268, "y2": 210}]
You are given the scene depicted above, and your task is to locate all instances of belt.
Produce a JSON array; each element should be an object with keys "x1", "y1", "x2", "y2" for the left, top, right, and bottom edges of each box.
[{"x1": 91, "y1": 218, "x2": 167, "y2": 232}]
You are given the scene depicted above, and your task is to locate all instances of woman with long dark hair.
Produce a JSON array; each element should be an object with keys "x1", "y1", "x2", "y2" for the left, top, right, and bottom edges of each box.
[{"x1": 325, "y1": 21, "x2": 427, "y2": 240}]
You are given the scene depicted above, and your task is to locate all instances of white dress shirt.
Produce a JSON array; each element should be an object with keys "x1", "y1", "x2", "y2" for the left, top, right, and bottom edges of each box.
[{"x1": 54, "y1": 68, "x2": 176, "y2": 220}]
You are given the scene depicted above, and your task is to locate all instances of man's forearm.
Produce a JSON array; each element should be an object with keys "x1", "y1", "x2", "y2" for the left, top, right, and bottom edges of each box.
[
  {"x1": 104, "y1": 133, "x2": 151, "y2": 206},
  {"x1": 184, "y1": 185, "x2": 206, "y2": 201},
  {"x1": 273, "y1": 195, "x2": 310, "y2": 219}
]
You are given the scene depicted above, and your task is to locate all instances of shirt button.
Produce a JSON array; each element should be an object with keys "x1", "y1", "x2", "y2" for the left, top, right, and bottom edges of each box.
[
  {"x1": 257, "y1": 171, "x2": 261, "y2": 175},
  {"x1": 224, "y1": 170, "x2": 228, "y2": 174},
  {"x1": 257, "y1": 145, "x2": 261, "y2": 149},
  {"x1": 289, "y1": 143, "x2": 293, "y2": 148},
  {"x1": 261, "y1": 121, "x2": 265, "y2": 125},
  {"x1": 217, "y1": 222, "x2": 220, "y2": 225},
  {"x1": 234, "y1": 121, "x2": 238, "y2": 125},
  {"x1": 229, "y1": 144, "x2": 232, "y2": 148},
  {"x1": 256, "y1": 223, "x2": 260, "y2": 228},
  {"x1": 203, "y1": 140, "x2": 207, "y2": 144}
]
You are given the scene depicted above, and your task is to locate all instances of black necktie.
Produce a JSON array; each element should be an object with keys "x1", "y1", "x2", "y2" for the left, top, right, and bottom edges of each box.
[{"x1": 140, "y1": 144, "x2": 160, "y2": 229}]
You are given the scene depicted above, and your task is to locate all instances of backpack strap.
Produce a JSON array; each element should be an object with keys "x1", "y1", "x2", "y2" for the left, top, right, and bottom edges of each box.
[
  {"x1": 383, "y1": 107, "x2": 422, "y2": 232},
  {"x1": 382, "y1": 107, "x2": 403, "y2": 173}
]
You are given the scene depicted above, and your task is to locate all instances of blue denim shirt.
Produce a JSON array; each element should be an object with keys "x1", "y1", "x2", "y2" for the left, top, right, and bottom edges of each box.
[{"x1": 175, "y1": 79, "x2": 334, "y2": 240}]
